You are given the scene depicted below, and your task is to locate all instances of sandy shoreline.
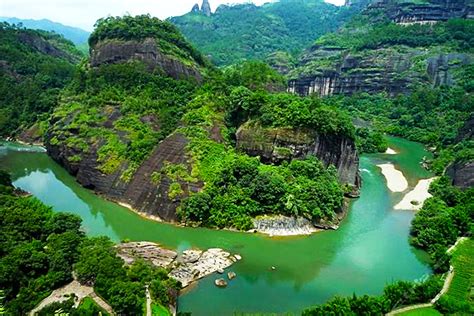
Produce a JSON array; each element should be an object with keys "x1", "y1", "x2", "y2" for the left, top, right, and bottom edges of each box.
[
  {"x1": 377, "y1": 163, "x2": 408, "y2": 192},
  {"x1": 385, "y1": 147, "x2": 397, "y2": 155},
  {"x1": 394, "y1": 177, "x2": 436, "y2": 210},
  {"x1": 394, "y1": 178, "x2": 436, "y2": 211}
]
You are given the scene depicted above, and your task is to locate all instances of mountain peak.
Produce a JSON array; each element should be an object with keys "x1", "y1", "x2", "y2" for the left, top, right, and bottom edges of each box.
[
  {"x1": 201, "y1": 0, "x2": 212, "y2": 17},
  {"x1": 191, "y1": 3, "x2": 200, "y2": 13}
]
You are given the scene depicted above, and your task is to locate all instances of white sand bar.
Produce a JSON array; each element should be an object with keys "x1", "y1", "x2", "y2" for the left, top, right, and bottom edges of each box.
[
  {"x1": 385, "y1": 147, "x2": 397, "y2": 154},
  {"x1": 377, "y1": 163, "x2": 408, "y2": 192},
  {"x1": 395, "y1": 177, "x2": 436, "y2": 210}
]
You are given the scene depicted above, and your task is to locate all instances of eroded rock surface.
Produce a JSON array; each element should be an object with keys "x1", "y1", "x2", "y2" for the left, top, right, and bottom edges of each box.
[
  {"x1": 90, "y1": 38, "x2": 203, "y2": 82},
  {"x1": 236, "y1": 122, "x2": 360, "y2": 191},
  {"x1": 116, "y1": 242, "x2": 240, "y2": 288}
]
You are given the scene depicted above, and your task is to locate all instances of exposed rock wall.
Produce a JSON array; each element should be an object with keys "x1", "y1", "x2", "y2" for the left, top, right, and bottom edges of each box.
[
  {"x1": 17, "y1": 32, "x2": 79, "y2": 63},
  {"x1": 289, "y1": 48, "x2": 471, "y2": 97},
  {"x1": 235, "y1": 123, "x2": 360, "y2": 191},
  {"x1": 366, "y1": 0, "x2": 474, "y2": 24},
  {"x1": 447, "y1": 161, "x2": 474, "y2": 189},
  {"x1": 446, "y1": 116, "x2": 474, "y2": 190},
  {"x1": 90, "y1": 38, "x2": 202, "y2": 82},
  {"x1": 289, "y1": 0, "x2": 473, "y2": 97},
  {"x1": 47, "y1": 130, "x2": 200, "y2": 222}
]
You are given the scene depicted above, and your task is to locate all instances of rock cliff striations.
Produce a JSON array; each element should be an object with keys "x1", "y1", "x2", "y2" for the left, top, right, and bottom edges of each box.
[
  {"x1": 90, "y1": 38, "x2": 203, "y2": 82},
  {"x1": 289, "y1": 0, "x2": 473, "y2": 97},
  {"x1": 236, "y1": 122, "x2": 360, "y2": 195}
]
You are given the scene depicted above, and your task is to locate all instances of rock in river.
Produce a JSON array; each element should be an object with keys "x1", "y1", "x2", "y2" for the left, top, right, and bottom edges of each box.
[{"x1": 215, "y1": 278, "x2": 228, "y2": 288}]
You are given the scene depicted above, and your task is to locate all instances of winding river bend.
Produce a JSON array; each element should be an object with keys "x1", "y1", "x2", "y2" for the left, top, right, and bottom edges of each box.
[{"x1": 0, "y1": 137, "x2": 432, "y2": 315}]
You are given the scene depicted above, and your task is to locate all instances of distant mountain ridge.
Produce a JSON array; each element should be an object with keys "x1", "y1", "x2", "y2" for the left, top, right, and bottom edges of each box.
[
  {"x1": 0, "y1": 17, "x2": 90, "y2": 45},
  {"x1": 170, "y1": 0, "x2": 365, "y2": 66}
]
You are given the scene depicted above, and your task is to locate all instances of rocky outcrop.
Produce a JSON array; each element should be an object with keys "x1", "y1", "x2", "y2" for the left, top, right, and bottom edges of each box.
[
  {"x1": 90, "y1": 38, "x2": 202, "y2": 82},
  {"x1": 191, "y1": 3, "x2": 200, "y2": 13},
  {"x1": 201, "y1": 0, "x2": 212, "y2": 17},
  {"x1": 46, "y1": 122, "x2": 200, "y2": 221},
  {"x1": 446, "y1": 161, "x2": 473, "y2": 189},
  {"x1": 289, "y1": 0, "x2": 473, "y2": 97},
  {"x1": 446, "y1": 116, "x2": 474, "y2": 190},
  {"x1": 289, "y1": 47, "x2": 471, "y2": 97},
  {"x1": 235, "y1": 122, "x2": 360, "y2": 191},
  {"x1": 116, "y1": 242, "x2": 241, "y2": 288},
  {"x1": 252, "y1": 215, "x2": 320, "y2": 237},
  {"x1": 189, "y1": 0, "x2": 212, "y2": 16},
  {"x1": 17, "y1": 32, "x2": 79, "y2": 63},
  {"x1": 366, "y1": 0, "x2": 474, "y2": 24}
]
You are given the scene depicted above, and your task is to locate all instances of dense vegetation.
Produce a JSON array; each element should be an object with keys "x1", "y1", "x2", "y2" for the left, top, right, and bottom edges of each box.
[
  {"x1": 435, "y1": 239, "x2": 474, "y2": 314},
  {"x1": 179, "y1": 155, "x2": 343, "y2": 230},
  {"x1": 334, "y1": 79, "x2": 473, "y2": 171},
  {"x1": 89, "y1": 15, "x2": 207, "y2": 68},
  {"x1": 315, "y1": 18, "x2": 474, "y2": 52},
  {"x1": 303, "y1": 276, "x2": 442, "y2": 315},
  {"x1": 170, "y1": 0, "x2": 361, "y2": 66},
  {"x1": 0, "y1": 170, "x2": 177, "y2": 315},
  {"x1": 49, "y1": 37, "x2": 352, "y2": 228},
  {"x1": 0, "y1": 173, "x2": 84, "y2": 314},
  {"x1": 410, "y1": 177, "x2": 473, "y2": 273},
  {"x1": 50, "y1": 61, "x2": 198, "y2": 176},
  {"x1": 0, "y1": 23, "x2": 82, "y2": 137}
]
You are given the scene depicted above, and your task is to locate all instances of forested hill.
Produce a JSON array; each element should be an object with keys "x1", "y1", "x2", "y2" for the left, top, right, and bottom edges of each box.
[
  {"x1": 170, "y1": 0, "x2": 365, "y2": 66},
  {"x1": 0, "y1": 23, "x2": 83, "y2": 138},
  {"x1": 0, "y1": 17, "x2": 90, "y2": 45}
]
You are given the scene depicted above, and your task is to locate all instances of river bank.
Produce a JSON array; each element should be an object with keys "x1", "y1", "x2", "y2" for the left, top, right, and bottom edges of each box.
[
  {"x1": 394, "y1": 177, "x2": 437, "y2": 211},
  {"x1": 0, "y1": 137, "x2": 433, "y2": 315}
]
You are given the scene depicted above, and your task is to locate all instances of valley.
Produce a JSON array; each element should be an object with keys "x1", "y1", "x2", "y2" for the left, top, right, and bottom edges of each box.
[{"x1": 0, "y1": 0, "x2": 472, "y2": 315}]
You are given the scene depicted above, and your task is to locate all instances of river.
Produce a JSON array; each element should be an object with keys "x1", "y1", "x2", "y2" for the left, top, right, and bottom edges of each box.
[{"x1": 0, "y1": 137, "x2": 432, "y2": 315}]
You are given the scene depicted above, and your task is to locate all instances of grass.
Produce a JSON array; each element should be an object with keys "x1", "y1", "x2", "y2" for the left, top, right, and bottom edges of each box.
[
  {"x1": 76, "y1": 296, "x2": 109, "y2": 315},
  {"x1": 398, "y1": 307, "x2": 442, "y2": 316},
  {"x1": 151, "y1": 302, "x2": 171, "y2": 316},
  {"x1": 445, "y1": 238, "x2": 474, "y2": 302}
]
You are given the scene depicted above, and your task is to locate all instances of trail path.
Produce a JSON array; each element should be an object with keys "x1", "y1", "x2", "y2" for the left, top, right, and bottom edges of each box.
[
  {"x1": 30, "y1": 278, "x2": 114, "y2": 315},
  {"x1": 146, "y1": 285, "x2": 152, "y2": 316}
]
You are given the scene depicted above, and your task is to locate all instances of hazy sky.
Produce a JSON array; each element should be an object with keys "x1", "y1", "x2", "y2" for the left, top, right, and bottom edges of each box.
[{"x1": 0, "y1": 0, "x2": 344, "y2": 31}]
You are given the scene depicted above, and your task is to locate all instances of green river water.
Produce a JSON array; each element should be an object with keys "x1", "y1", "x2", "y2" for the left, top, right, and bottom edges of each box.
[{"x1": 0, "y1": 137, "x2": 432, "y2": 315}]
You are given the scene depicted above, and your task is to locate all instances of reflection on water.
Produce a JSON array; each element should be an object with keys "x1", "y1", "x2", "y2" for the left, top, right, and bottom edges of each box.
[{"x1": 0, "y1": 139, "x2": 432, "y2": 315}]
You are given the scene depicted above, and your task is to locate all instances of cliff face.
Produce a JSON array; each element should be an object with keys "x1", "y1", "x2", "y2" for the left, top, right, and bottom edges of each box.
[
  {"x1": 289, "y1": 0, "x2": 473, "y2": 97},
  {"x1": 289, "y1": 48, "x2": 471, "y2": 96},
  {"x1": 447, "y1": 161, "x2": 474, "y2": 189},
  {"x1": 47, "y1": 122, "x2": 200, "y2": 222},
  {"x1": 366, "y1": 0, "x2": 474, "y2": 24},
  {"x1": 446, "y1": 116, "x2": 474, "y2": 190},
  {"x1": 236, "y1": 123, "x2": 360, "y2": 194},
  {"x1": 90, "y1": 38, "x2": 202, "y2": 82}
]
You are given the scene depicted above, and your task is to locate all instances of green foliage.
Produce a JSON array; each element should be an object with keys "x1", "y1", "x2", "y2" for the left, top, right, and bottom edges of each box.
[
  {"x1": 303, "y1": 276, "x2": 442, "y2": 315},
  {"x1": 50, "y1": 61, "x2": 198, "y2": 175},
  {"x1": 315, "y1": 19, "x2": 474, "y2": 52},
  {"x1": 180, "y1": 155, "x2": 344, "y2": 230},
  {"x1": 0, "y1": 182, "x2": 85, "y2": 315},
  {"x1": 223, "y1": 61, "x2": 286, "y2": 91},
  {"x1": 336, "y1": 81, "x2": 473, "y2": 171},
  {"x1": 75, "y1": 239, "x2": 177, "y2": 315},
  {"x1": 410, "y1": 177, "x2": 473, "y2": 272},
  {"x1": 355, "y1": 128, "x2": 388, "y2": 153},
  {"x1": 435, "y1": 239, "x2": 474, "y2": 315},
  {"x1": 89, "y1": 15, "x2": 207, "y2": 67},
  {"x1": 0, "y1": 22, "x2": 82, "y2": 136},
  {"x1": 226, "y1": 87, "x2": 355, "y2": 139},
  {"x1": 170, "y1": 0, "x2": 361, "y2": 66}
]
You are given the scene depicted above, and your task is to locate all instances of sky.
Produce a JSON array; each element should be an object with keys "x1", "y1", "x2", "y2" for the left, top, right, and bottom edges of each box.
[{"x1": 0, "y1": 0, "x2": 344, "y2": 31}]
